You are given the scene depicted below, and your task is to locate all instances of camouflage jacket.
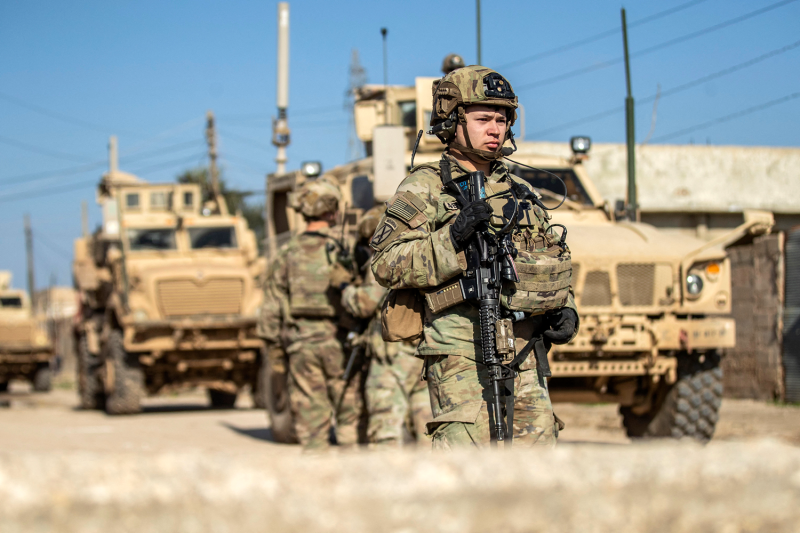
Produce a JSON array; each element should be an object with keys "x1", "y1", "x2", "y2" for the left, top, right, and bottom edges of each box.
[
  {"x1": 341, "y1": 268, "x2": 416, "y2": 362},
  {"x1": 370, "y1": 154, "x2": 578, "y2": 359},
  {"x1": 258, "y1": 226, "x2": 346, "y2": 350}
]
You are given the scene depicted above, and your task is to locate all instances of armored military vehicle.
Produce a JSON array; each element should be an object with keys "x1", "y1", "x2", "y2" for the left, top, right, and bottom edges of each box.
[
  {"x1": 264, "y1": 65, "x2": 773, "y2": 441},
  {"x1": 73, "y1": 166, "x2": 266, "y2": 414},
  {"x1": 0, "y1": 271, "x2": 55, "y2": 392}
]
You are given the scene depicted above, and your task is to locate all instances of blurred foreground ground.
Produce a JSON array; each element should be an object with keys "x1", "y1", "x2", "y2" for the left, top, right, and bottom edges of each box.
[{"x1": 1, "y1": 381, "x2": 799, "y2": 532}]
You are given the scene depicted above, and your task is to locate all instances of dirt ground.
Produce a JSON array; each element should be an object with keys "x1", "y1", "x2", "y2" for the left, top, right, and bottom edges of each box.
[{"x1": 1, "y1": 379, "x2": 800, "y2": 532}]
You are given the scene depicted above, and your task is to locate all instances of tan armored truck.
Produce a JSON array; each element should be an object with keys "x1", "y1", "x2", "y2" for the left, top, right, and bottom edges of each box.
[
  {"x1": 0, "y1": 271, "x2": 55, "y2": 392},
  {"x1": 264, "y1": 71, "x2": 773, "y2": 441},
  {"x1": 73, "y1": 169, "x2": 266, "y2": 414}
]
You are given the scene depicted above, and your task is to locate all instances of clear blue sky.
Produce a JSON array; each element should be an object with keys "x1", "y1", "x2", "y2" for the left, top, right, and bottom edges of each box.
[{"x1": 1, "y1": 0, "x2": 798, "y2": 291}]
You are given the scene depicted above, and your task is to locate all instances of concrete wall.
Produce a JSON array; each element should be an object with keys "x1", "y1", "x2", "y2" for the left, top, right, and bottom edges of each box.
[{"x1": 518, "y1": 141, "x2": 800, "y2": 216}]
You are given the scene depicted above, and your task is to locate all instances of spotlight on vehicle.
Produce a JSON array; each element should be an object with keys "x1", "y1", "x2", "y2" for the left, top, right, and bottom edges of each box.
[
  {"x1": 570, "y1": 136, "x2": 592, "y2": 154},
  {"x1": 301, "y1": 161, "x2": 322, "y2": 177}
]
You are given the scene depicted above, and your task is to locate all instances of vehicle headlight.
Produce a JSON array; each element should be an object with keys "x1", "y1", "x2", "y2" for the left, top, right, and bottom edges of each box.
[
  {"x1": 686, "y1": 274, "x2": 704, "y2": 296},
  {"x1": 133, "y1": 309, "x2": 149, "y2": 322}
]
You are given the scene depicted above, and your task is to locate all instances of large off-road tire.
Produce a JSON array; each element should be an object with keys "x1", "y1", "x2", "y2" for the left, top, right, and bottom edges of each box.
[
  {"x1": 0, "y1": 381, "x2": 8, "y2": 392},
  {"x1": 77, "y1": 335, "x2": 106, "y2": 410},
  {"x1": 264, "y1": 350, "x2": 298, "y2": 444},
  {"x1": 32, "y1": 365, "x2": 52, "y2": 392},
  {"x1": 251, "y1": 352, "x2": 267, "y2": 410},
  {"x1": 621, "y1": 351, "x2": 723, "y2": 441},
  {"x1": 105, "y1": 329, "x2": 144, "y2": 415},
  {"x1": 207, "y1": 389, "x2": 238, "y2": 409}
]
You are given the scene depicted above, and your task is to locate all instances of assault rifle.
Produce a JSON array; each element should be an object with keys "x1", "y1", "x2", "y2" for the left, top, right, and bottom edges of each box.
[{"x1": 435, "y1": 167, "x2": 557, "y2": 446}]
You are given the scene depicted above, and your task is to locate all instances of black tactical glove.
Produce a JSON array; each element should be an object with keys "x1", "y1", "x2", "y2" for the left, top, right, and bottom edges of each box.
[
  {"x1": 449, "y1": 200, "x2": 493, "y2": 249},
  {"x1": 543, "y1": 307, "x2": 578, "y2": 345}
]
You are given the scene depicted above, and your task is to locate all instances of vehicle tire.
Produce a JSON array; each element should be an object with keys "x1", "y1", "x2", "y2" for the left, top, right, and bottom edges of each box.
[
  {"x1": 105, "y1": 329, "x2": 144, "y2": 415},
  {"x1": 621, "y1": 351, "x2": 723, "y2": 441},
  {"x1": 208, "y1": 388, "x2": 238, "y2": 409},
  {"x1": 0, "y1": 381, "x2": 8, "y2": 392},
  {"x1": 251, "y1": 352, "x2": 267, "y2": 410},
  {"x1": 264, "y1": 350, "x2": 298, "y2": 444},
  {"x1": 77, "y1": 335, "x2": 106, "y2": 410},
  {"x1": 32, "y1": 365, "x2": 52, "y2": 392}
]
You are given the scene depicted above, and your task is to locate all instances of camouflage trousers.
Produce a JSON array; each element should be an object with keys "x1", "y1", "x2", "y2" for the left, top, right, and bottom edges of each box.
[
  {"x1": 425, "y1": 354, "x2": 558, "y2": 449},
  {"x1": 366, "y1": 353, "x2": 432, "y2": 447},
  {"x1": 287, "y1": 336, "x2": 364, "y2": 449}
]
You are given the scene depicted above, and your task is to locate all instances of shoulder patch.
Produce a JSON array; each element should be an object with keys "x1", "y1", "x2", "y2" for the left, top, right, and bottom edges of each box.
[
  {"x1": 386, "y1": 191, "x2": 427, "y2": 229},
  {"x1": 370, "y1": 218, "x2": 399, "y2": 251}
]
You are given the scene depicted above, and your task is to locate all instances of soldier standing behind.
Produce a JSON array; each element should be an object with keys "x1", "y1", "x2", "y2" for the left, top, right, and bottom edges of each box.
[
  {"x1": 341, "y1": 207, "x2": 432, "y2": 447},
  {"x1": 370, "y1": 66, "x2": 579, "y2": 449},
  {"x1": 259, "y1": 177, "x2": 362, "y2": 449}
]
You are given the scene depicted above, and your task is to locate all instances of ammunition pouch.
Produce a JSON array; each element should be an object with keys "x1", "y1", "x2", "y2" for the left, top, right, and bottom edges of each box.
[
  {"x1": 501, "y1": 244, "x2": 572, "y2": 315},
  {"x1": 380, "y1": 289, "x2": 424, "y2": 342}
]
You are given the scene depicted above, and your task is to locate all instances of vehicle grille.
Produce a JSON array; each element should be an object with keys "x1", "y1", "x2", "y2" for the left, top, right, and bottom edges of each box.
[
  {"x1": 581, "y1": 270, "x2": 612, "y2": 306},
  {"x1": 157, "y1": 278, "x2": 243, "y2": 317},
  {"x1": 617, "y1": 263, "x2": 655, "y2": 306},
  {"x1": 0, "y1": 324, "x2": 31, "y2": 343}
]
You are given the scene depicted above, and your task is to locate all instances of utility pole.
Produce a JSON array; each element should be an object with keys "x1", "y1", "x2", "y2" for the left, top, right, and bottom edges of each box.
[
  {"x1": 109, "y1": 135, "x2": 118, "y2": 174},
  {"x1": 347, "y1": 49, "x2": 367, "y2": 161},
  {"x1": 381, "y1": 28, "x2": 388, "y2": 125},
  {"x1": 621, "y1": 8, "x2": 638, "y2": 221},
  {"x1": 81, "y1": 200, "x2": 89, "y2": 237},
  {"x1": 24, "y1": 214, "x2": 35, "y2": 314},
  {"x1": 205, "y1": 110, "x2": 224, "y2": 213},
  {"x1": 476, "y1": 0, "x2": 482, "y2": 65}
]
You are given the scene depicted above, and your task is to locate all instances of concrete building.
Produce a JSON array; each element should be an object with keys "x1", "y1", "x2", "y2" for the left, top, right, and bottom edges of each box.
[{"x1": 521, "y1": 141, "x2": 800, "y2": 402}]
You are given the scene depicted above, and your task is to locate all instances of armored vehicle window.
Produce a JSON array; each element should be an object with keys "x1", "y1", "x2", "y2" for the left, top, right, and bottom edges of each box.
[
  {"x1": 183, "y1": 191, "x2": 194, "y2": 210},
  {"x1": 0, "y1": 297, "x2": 23, "y2": 308},
  {"x1": 126, "y1": 193, "x2": 141, "y2": 210},
  {"x1": 351, "y1": 176, "x2": 374, "y2": 210},
  {"x1": 398, "y1": 101, "x2": 416, "y2": 128},
  {"x1": 127, "y1": 228, "x2": 177, "y2": 251},
  {"x1": 150, "y1": 191, "x2": 170, "y2": 210},
  {"x1": 510, "y1": 167, "x2": 593, "y2": 207},
  {"x1": 188, "y1": 227, "x2": 237, "y2": 249}
]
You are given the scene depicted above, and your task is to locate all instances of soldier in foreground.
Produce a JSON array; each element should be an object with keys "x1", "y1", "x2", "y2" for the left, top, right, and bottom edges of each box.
[
  {"x1": 371, "y1": 66, "x2": 578, "y2": 449},
  {"x1": 341, "y1": 208, "x2": 432, "y2": 447},
  {"x1": 260, "y1": 178, "x2": 362, "y2": 449}
]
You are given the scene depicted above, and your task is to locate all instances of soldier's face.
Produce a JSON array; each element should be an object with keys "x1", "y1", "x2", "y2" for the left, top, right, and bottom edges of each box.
[{"x1": 457, "y1": 105, "x2": 507, "y2": 152}]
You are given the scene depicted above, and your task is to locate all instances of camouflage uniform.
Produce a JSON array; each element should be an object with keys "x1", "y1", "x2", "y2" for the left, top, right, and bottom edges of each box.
[
  {"x1": 341, "y1": 271, "x2": 432, "y2": 447},
  {"x1": 260, "y1": 179, "x2": 363, "y2": 449},
  {"x1": 371, "y1": 154, "x2": 578, "y2": 449}
]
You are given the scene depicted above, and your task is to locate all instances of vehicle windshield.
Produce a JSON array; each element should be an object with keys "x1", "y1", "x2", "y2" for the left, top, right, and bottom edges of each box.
[
  {"x1": 509, "y1": 166, "x2": 593, "y2": 208},
  {"x1": 188, "y1": 226, "x2": 237, "y2": 249},
  {"x1": 0, "y1": 297, "x2": 23, "y2": 308},
  {"x1": 127, "y1": 228, "x2": 177, "y2": 251}
]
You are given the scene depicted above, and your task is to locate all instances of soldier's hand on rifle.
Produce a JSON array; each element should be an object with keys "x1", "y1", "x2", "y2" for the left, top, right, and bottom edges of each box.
[
  {"x1": 450, "y1": 199, "x2": 493, "y2": 248},
  {"x1": 543, "y1": 308, "x2": 578, "y2": 345}
]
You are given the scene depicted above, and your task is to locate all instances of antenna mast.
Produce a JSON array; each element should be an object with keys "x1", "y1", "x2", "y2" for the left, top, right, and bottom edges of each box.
[
  {"x1": 621, "y1": 8, "x2": 638, "y2": 222},
  {"x1": 347, "y1": 50, "x2": 367, "y2": 161},
  {"x1": 272, "y1": 2, "x2": 291, "y2": 175}
]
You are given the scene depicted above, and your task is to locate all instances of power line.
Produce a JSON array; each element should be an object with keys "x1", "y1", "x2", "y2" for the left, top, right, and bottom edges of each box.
[
  {"x1": 498, "y1": 0, "x2": 711, "y2": 70},
  {"x1": 0, "y1": 90, "x2": 137, "y2": 136},
  {"x1": 130, "y1": 152, "x2": 207, "y2": 175},
  {"x1": 218, "y1": 130, "x2": 272, "y2": 152},
  {"x1": 0, "y1": 134, "x2": 92, "y2": 163},
  {"x1": 34, "y1": 233, "x2": 73, "y2": 261},
  {"x1": 516, "y1": 0, "x2": 798, "y2": 92},
  {"x1": 529, "y1": 38, "x2": 800, "y2": 137},
  {"x1": 0, "y1": 161, "x2": 107, "y2": 187},
  {"x1": 120, "y1": 139, "x2": 204, "y2": 164},
  {"x1": 0, "y1": 179, "x2": 96, "y2": 204},
  {"x1": 650, "y1": 91, "x2": 800, "y2": 142}
]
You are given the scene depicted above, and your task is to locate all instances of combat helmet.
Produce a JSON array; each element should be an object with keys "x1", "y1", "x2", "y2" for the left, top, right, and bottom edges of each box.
[
  {"x1": 429, "y1": 65, "x2": 518, "y2": 161},
  {"x1": 357, "y1": 205, "x2": 385, "y2": 240},
  {"x1": 291, "y1": 176, "x2": 342, "y2": 219}
]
